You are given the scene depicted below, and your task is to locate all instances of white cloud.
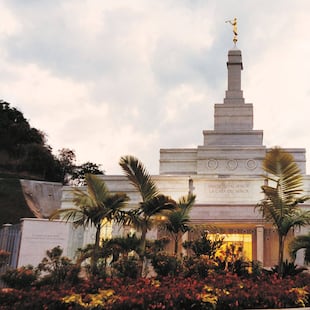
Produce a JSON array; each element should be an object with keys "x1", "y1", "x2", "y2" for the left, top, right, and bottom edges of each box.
[{"x1": 1, "y1": 0, "x2": 310, "y2": 175}]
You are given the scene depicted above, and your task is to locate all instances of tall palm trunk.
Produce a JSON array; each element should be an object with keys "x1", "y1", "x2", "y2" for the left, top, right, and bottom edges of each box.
[
  {"x1": 174, "y1": 233, "x2": 179, "y2": 255},
  {"x1": 91, "y1": 224, "x2": 101, "y2": 274},
  {"x1": 278, "y1": 234, "x2": 285, "y2": 277},
  {"x1": 139, "y1": 225, "x2": 148, "y2": 277},
  {"x1": 140, "y1": 226, "x2": 147, "y2": 255}
]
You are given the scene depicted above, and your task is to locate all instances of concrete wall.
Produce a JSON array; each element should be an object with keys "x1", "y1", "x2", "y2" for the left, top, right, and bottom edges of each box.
[
  {"x1": 20, "y1": 179, "x2": 62, "y2": 218},
  {"x1": 17, "y1": 218, "x2": 86, "y2": 267}
]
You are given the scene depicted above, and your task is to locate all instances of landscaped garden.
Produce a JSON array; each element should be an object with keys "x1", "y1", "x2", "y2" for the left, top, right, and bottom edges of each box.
[
  {"x1": 0, "y1": 241, "x2": 310, "y2": 309},
  {"x1": 1, "y1": 148, "x2": 310, "y2": 309}
]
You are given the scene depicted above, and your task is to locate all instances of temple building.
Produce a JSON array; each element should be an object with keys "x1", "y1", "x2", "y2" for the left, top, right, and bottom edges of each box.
[{"x1": 61, "y1": 47, "x2": 310, "y2": 267}]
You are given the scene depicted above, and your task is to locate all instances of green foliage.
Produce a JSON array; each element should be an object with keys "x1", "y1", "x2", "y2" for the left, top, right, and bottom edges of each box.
[
  {"x1": 257, "y1": 147, "x2": 310, "y2": 276},
  {"x1": 182, "y1": 232, "x2": 224, "y2": 258},
  {"x1": 57, "y1": 148, "x2": 76, "y2": 183},
  {"x1": 0, "y1": 100, "x2": 44, "y2": 152},
  {"x1": 151, "y1": 251, "x2": 181, "y2": 277},
  {"x1": 112, "y1": 256, "x2": 140, "y2": 279},
  {"x1": 37, "y1": 246, "x2": 80, "y2": 286},
  {"x1": 145, "y1": 237, "x2": 170, "y2": 257},
  {"x1": 271, "y1": 260, "x2": 307, "y2": 278},
  {"x1": 289, "y1": 232, "x2": 310, "y2": 264},
  {"x1": 1, "y1": 265, "x2": 38, "y2": 289},
  {"x1": 50, "y1": 174, "x2": 129, "y2": 274},
  {"x1": 0, "y1": 100, "x2": 63, "y2": 182},
  {"x1": 250, "y1": 260, "x2": 263, "y2": 278},
  {"x1": 119, "y1": 155, "x2": 176, "y2": 261},
  {"x1": 161, "y1": 193, "x2": 196, "y2": 255},
  {"x1": 182, "y1": 255, "x2": 218, "y2": 278},
  {"x1": 104, "y1": 234, "x2": 141, "y2": 263},
  {"x1": 216, "y1": 244, "x2": 251, "y2": 277},
  {"x1": 57, "y1": 148, "x2": 105, "y2": 185},
  {"x1": 0, "y1": 102, "x2": 103, "y2": 184},
  {"x1": 71, "y1": 161, "x2": 104, "y2": 185}
]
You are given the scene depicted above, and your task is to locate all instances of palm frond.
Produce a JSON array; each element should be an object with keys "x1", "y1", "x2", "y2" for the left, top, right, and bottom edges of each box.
[
  {"x1": 165, "y1": 210, "x2": 191, "y2": 234},
  {"x1": 119, "y1": 155, "x2": 159, "y2": 201},
  {"x1": 263, "y1": 147, "x2": 304, "y2": 204},
  {"x1": 49, "y1": 207, "x2": 89, "y2": 228},
  {"x1": 177, "y1": 193, "x2": 196, "y2": 211},
  {"x1": 84, "y1": 174, "x2": 109, "y2": 204},
  {"x1": 122, "y1": 209, "x2": 145, "y2": 231},
  {"x1": 142, "y1": 194, "x2": 176, "y2": 218},
  {"x1": 289, "y1": 233, "x2": 310, "y2": 263},
  {"x1": 103, "y1": 193, "x2": 129, "y2": 221},
  {"x1": 73, "y1": 189, "x2": 96, "y2": 208}
]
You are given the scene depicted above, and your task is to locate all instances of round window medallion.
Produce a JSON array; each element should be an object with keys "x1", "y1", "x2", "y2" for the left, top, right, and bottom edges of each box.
[
  {"x1": 207, "y1": 159, "x2": 218, "y2": 170},
  {"x1": 227, "y1": 159, "x2": 238, "y2": 170},
  {"x1": 246, "y1": 159, "x2": 257, "y2": 170}
]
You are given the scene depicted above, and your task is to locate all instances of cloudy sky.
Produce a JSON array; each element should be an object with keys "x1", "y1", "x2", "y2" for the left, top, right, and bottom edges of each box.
[{"x1": 1, "y1": 0, "x2": 310, "y2": 174}]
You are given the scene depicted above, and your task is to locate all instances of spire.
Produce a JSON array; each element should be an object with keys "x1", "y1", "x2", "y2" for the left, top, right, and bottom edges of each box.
[
  {"x1": 212, "y1": 48, "x2": 255, "y2": 132},
  {"x1": 224, "y1": 49, "x2": 245, "y2": 104}
]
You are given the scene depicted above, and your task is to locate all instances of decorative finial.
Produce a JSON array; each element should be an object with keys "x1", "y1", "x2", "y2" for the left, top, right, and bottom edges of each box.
[{"x1": 225, "y1": 17, "x2": 238, "y2": 45}]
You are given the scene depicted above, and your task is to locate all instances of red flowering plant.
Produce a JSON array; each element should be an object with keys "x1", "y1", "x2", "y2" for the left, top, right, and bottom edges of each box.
[
  {"x1": 0, "y1": 264, "x2": 309, "y2": 309},
  {"x1": 182, "y1": 255, "x2": 219, "y2": 278},
  {"x1": 1, "y1": 265, "x2": 38, "y2": 289},
  {"x1": 0, "y1": 285, "x2": 71, "y2": 309}
]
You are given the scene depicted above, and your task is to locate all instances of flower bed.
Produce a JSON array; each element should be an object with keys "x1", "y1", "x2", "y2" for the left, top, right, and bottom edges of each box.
[{"x1": 0, "y1": 272, "x2": 309, "y2": 309}]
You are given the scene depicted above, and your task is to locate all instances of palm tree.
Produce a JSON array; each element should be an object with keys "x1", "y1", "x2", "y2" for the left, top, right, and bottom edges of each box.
[
  {"x1": 256, "y1": 147, "x2": 310, "y2": 276},
  {"x1": 161, "y1": 193, "x2": 196, "y2": 255},
  {"x1": 289, "y1": 233, "x2": 310, "y2": 265},
  {"x1": 50, "y1": 173, "x2": 129, "y2": 272},
  {"x1": 119, "y1": 155, "x2": 176, "y2": 258}
]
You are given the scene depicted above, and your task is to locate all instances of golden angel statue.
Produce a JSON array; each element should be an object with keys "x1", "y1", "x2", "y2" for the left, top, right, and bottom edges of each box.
[{"x1": 225, "y1": 17, "x2": 238, "y2": 44}]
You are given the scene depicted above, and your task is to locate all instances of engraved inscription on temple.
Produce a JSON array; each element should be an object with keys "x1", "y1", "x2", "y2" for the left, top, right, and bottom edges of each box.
[{"x1": 207, "y1": 182, "x2": 250, "y2": 195}]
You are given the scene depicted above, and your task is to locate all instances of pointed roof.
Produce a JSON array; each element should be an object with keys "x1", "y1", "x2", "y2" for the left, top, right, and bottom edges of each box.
[{"x1": 204, "y1": 48, "x2": 263, "y2": 145}]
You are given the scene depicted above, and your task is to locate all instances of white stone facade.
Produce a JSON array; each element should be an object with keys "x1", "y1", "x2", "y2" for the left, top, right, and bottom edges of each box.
[
  {"x1": 95, "y1": 48, "x2": 310, "y2": 267},
  {"x1": 12, "y1": 47, "x2": 310, "y2": 268}
]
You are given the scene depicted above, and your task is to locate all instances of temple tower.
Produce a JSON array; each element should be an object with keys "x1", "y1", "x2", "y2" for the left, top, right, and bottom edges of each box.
[{"x1": 160, "y1": 48, "x2": 267, "y2": 176}]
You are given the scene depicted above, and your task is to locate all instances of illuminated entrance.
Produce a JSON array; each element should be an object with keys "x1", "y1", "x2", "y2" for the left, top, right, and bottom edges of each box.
[{"x1": 210, "y1": 233, "x2": 252, "y2": 261}]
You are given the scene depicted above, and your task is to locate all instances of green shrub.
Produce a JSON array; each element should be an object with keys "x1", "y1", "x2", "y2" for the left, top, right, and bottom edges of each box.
[
  {"x1": 183, "y1": 255, "x2": 218, "y2": 278},
  {"x1": 271, "y1": 259, "x2": 307, "y2": 278},
  {"x1": 182, "y1": 232, "x2": 224, "y2": 258},
  {"x1": 37, "y1": 246, "x2": 80, "y2": 286},
  {"x1": 112, "y1": 256, "x2": 140, "y2": 279},
  {"x1": 1, "y1": 265, "x2": 38, "y2": 289},
  {"x1": 151, "y1": 251, "x2": 181, "y2": 277}
]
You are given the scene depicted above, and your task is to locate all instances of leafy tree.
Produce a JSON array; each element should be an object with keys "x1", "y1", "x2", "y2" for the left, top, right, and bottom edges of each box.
[
  {"x1": 37, "y1": 246, "x2": 80, "y2": 286},
  {"x1": 0, "y1": 100, "x2": 62, "y2": 181},
  {"x1": 71, "y1": 161, "x2": 104, "y2": 185},
  {"x1": 183, "y1": 231, "x2": 224, "y2": 259},
  {"x1": 161, "y1": 193, "x2": 196, "y2": 255},
  {"x1": 104, "y1": 234, "x2": 141, "y2": 263},
  {"x1": 0, "y1": 100, "x2": 44, "y2": 153},
  {"x1": 50, "y1": 174, "x2": 129, "y2": 273},
  {"x1": 256, "y1": 147, "x2": 310, "y2": 276},
  {"x1": 58, "y1": 148, "x2": 76, "y2": 182},
  {"x1": 289, "y1": 232, "x2": 310, "y2": 265},
  {"x1": 119, "y1": 155, "x2": 176, "y2": 260},
  {"x1": 57, "y1": 148, "x2": 104, "y2": 185},
  {"x1": 18, "y1": 143, "x2": 62, "y2": 181}
]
